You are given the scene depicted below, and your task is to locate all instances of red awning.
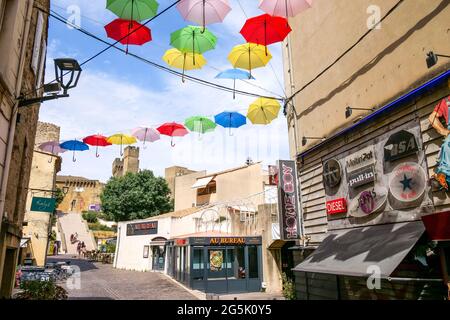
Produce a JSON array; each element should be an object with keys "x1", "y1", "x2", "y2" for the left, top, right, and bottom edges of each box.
[{"x1": 421, "y1": 211, "x2": 450, "y2": 241}]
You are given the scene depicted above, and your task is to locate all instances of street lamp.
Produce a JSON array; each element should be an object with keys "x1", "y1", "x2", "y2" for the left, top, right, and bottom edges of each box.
[
  {"x1": 18, "y1": 58, "x2": 82, "y2": 107},
  {"x1": 345, "y1": 106, "x2": 375, "y2": 119},
  {"x1": 426, "y1": 51, "x2": 450, "y2": 69}
]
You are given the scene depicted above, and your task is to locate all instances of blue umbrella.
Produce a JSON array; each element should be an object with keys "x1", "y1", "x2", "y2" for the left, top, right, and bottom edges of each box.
[
  {"x1": 60, "y1": 140, "x2": 89, "y2": 162},
  {"x1": 215, "y1": 69, "x2": 255, "y2": 99},
  {"x1": 214, "y1": 111, "x2": 247, "y2": 136}
]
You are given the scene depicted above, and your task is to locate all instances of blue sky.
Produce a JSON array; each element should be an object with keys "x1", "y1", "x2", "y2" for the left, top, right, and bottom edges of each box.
[{"x1": 40, "y1": 0, "x2": 290, "y2": 182}]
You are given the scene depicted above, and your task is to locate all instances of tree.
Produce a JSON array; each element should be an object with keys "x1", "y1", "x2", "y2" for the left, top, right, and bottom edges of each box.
[{"x1": 100, "y1": 170, "x2": 173, "y2": 222}]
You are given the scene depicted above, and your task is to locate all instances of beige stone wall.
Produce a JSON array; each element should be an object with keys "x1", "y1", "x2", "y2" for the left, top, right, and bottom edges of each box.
[
  {"x1": 56, "y1": 177, "x2": 104, "y2": 213},
  {"x1": 165, "y1": 166, "x2": 198, "y2": 199},
  {"x1": 34, "y1": 122, "x2": 60, "y2": 146},
  {"x1": 174, "y1": 170, "x2": 206, "y2": 211},
  {"x1": 284, "y1": 0, "x2": 450, "y2": 157}
]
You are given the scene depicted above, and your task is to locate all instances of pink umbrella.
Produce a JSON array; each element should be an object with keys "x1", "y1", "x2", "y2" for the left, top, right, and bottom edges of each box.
[
  {"x1": 259, "y1": 0, "x2": 313, "y2": 18},
  {"x1": 177, "y1": 0, "x2": 232, "y2": 31},
  {"x1": 38, "y1": 141, "x2": 67, "y2": 163},
  {"x1": 131, "y1": 127, "x2": 160, "y2": 147}
]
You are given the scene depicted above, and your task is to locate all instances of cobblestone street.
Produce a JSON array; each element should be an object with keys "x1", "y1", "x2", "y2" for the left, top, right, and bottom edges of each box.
[{"x1": 48, "y1": 255, "x2": 197, "y2": 300}]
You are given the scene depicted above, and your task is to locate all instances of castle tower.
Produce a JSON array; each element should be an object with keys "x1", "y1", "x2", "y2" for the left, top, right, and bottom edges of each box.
[{"x1": 123, "y1": 146, "x2": 140, "y2": 175}]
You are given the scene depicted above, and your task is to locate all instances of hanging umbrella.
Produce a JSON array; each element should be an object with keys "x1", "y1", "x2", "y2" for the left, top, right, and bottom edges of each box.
[
  {"x1": 60, "y1": 140, "x2": 90, "y2": 162},
  {"x1": 106, "y1": 0, "x2": 159, "y2": 21},
  {"x1": 214, "y1": 111, "x2": 247, "y2": 135},
  {"x1": 105, "y1": 19, "x2": 152, "y2": 53},
  {"x1": 107, "y1": 134, "x2": 137, "y2": 156},
  {"x1": 228, "y1": 43, "x2": 272, "y2": 78},
  {"x1": 83, "y1": 135, "x2": 112, "y2": 158},
  {"x1": 39, "y1": 141, "x2": 67, "y2": 163},
  {"x1": 240, "y1": 14, "x2": 291, "y2": 56},
  {"x1": 184, "y1": 116, "x2": 217, "y2": 136},
  {"x1": 131, "y1": 127, "x2": 160, "y2": 147},
  {"x1": 170, "y1": 25, "x2": 217, "y2": 65},
  {"x1": 246, "y1": 97, "x2": 281, "y2": 125},
  {"x1": 176, "y1": 0, "x2": 232, "y2": 32},
  {"x1": 259, "y1": 0, "x2": 313, "y2": 18},
  {"x1": 163, "y1": 48, "x2": 207, "y2": 82},
  {"x1": 215, "y1": 68, "x2": 254, "y2": 99},
  {"x1": 157, "y1": 122, "x2": 189, "y2": 147}
]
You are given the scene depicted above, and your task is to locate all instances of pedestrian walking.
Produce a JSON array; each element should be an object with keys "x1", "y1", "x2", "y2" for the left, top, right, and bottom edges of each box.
[{"x1": 77, "y1": 242, "x2": 82, "y2": 257}]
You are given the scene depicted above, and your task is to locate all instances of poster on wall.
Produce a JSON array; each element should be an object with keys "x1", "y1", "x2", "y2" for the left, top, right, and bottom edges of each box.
[
  {"x1": 210, "y1": 251, "x2": 223, "y2": 272},
  {"x1": 277, "y1": 160, "x2": 301, "y2": 240}
]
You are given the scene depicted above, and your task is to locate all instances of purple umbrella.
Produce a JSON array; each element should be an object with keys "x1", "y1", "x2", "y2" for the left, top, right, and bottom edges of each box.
[
  {"x1": 39, "y1": 141, "x2": 67, "y2": 162},
  {"x1": 177, "y1": 0, "x2": 232, "y2": 32},
  {"x1": 131, "y1": 127, "x2": 160, "y2": 148}
]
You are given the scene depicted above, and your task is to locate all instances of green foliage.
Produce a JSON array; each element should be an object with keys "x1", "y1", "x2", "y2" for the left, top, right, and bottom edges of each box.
[
  {"x1": 88, "y1": 222, "x2": 114, "y2": 231},
  {"x1": 100, "y1": 170, "x2": 173, "y2": 222},
  {"x1": 14, "y1": 281, "x2": 68, "y2": 300},
  {"x1": 106, "y1": 242, "x2": 116, "y2": 253},
  {"x1": 82, "y1": 211, "x2": 98, "y2": 223},
  {"x1": 281, "y1": 273, "x2": 296, "y2": 300},
  {"x1": 54, "y1": 188, "x2": 65, "y2": 208}
]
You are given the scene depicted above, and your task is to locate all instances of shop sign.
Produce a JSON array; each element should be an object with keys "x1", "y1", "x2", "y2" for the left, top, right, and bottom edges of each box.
[
  {"x1": 347, "y1": 166, "x2": 376, "y2": 189},
  {"x1": 326, "y1": 198, "x2": 347, "y2": 215},
  {"x1": 345, "y1": 146, "x2": 375, "y2": 173},
  {"x1": 348, "y1": 187, "x2": 388, "y2": 218},
  {"x1": 277, "y1": 160, "x2": 301, "y2": 240},
  {"x1": 210, "y1": 237, "x2": 245, "y2": 245},
  {"x1": 175, "y1": 239, "x2": 187, "y2": 246},
  {"x1": 126, "y1": 221, "x2": 158, "y2": 236},
  {"x1": 384, "y1": 130, "x2": 419, "y2": 162},
  {"x1": 30, "y1": 197, "x2": 56, "y2": 213},
  {"x1": 389, "y1": 162, "x2": 426, "y2": 202},
  {"x1": 323, "y1": 159, "x2": 342, "y2": 188},
  {"x1": 268, "y1": 165, "x2": 279, "y2": 185}
]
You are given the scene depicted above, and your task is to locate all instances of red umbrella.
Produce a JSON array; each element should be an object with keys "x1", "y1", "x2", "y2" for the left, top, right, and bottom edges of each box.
[
  {"x1": 83, "y1": 134, "x2": 112, "y2": 158},
  {"x1": 240, "y1": 14, "x2": 291, "y2": 55},
  {"x1": 157, "y1": 122, "x2": 189, "y2": 147},
  {"x1": 104, "y1": 19, "x2": 152, "y2": 53}
]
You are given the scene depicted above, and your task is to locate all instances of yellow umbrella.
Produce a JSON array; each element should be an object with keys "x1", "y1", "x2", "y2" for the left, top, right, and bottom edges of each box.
[
  {"x1": 228, "y1": 43, "x2": 272, "y2": 78},
  {"x1": 247, "y1": 97, "x2": 281, "y2": 125},
  {"x1": 163, "y1": 48, "x2": 207, "y2": 82},
  {"x1": 107, "y1": 134, "x2": 137, "y2": 156}
]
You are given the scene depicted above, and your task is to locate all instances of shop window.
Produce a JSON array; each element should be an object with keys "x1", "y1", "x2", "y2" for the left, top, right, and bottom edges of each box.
[
  {"x1": 248, "y1": 245, "x2": 259, "y2": 279},
  {"x1": 193, "y1": 248, "x2": 204, "y2": 270},
  {"x1": 230, "y1": 247, "x2": 245, "y2": 279}
]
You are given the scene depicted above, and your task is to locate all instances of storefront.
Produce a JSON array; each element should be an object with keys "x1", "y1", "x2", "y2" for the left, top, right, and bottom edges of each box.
[{"x1": 168, "y1": 235, "x2": 263, "y2": 294}]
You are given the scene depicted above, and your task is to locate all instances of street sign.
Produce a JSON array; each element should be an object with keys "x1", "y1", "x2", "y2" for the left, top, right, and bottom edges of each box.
[{"x1": 30, "y1": 197, "x2": 56, "y2": 213}]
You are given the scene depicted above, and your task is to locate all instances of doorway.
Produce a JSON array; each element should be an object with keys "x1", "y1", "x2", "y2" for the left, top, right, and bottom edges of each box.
[{"x1": 151, "y1": 246, "x2": 165, "y2": 271}]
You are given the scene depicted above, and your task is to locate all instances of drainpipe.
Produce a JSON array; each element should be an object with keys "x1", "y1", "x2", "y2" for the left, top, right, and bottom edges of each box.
[{"x1": 0, "y1": 0, "x2": 35, "y2": 230}]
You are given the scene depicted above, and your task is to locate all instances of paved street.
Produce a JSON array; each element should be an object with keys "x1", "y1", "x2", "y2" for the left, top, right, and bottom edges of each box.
[{"x1": 48, "y1": 255, "x2": 197, "y2": 300}]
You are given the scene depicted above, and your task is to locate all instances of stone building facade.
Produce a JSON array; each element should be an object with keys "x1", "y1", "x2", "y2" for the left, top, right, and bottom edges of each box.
[
  {"x1": 55, "y1": 175, "x2": 105, "y2": 214},
  {"x1": 112, "y1": 146, "x2": 140, "y2": 177},
  {"x1": 164, "y1": 166, "x2": 199, "y2": 201},
  {"x1": 0, "y1": 0, "x2": 50, "y2": 298},
  {"x1": 22, "y1": 122, "x2": 62, "y2": 267}
]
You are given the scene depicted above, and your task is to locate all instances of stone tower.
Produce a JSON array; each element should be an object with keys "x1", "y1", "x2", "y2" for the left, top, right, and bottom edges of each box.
[
  {"x1": 35, "y1": 122, "x2": 60, "y2": 146},
  {"x1": 112, "y1": 146, "x2": 139, "y2": 177}
]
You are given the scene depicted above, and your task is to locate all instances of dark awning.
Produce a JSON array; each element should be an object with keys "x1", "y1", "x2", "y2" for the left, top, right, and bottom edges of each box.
[{"x1": 293, "y1": 221, "x2": 425, "y2": 278}]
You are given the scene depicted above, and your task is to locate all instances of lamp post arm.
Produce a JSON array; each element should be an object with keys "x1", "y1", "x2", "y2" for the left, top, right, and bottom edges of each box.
[{"x1": 18, "y1": 94, "x2": 70, "y2": 108}]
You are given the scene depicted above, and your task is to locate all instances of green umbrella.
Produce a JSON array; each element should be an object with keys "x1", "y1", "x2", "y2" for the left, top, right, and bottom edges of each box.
[
  {"x1": 185, "y1": 116, "x2": 217, "y2": 135},
  {"x1": 106, "y1": 0, "x2": 159, "y2": 22},
  {"x1": 170, "y1": 26, "x2": 217, "y2": 65}
]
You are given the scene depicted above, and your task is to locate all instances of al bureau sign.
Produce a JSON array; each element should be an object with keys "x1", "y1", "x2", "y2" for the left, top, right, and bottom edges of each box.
[
  {"x1": 389, "y1": 162, "x2": 426, "y2": 202},
  {"x1": 277, "y1": 160, "x2": 301, "y2": 240},
  {"x1": 30, "y1": 197, "x2": 56, "y2": 213}
]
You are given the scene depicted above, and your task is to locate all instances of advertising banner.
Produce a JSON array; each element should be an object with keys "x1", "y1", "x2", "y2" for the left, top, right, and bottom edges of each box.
[{"x1": 30, "y1": 197, "x2": 56, "y2": 213}]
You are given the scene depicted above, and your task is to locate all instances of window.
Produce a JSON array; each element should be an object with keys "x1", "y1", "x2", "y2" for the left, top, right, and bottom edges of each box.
[
  {"x1": 143, "y1": 245, "x2": 149, "y2": 258},
  {"x1": 0, "y1": 0, "x2": 6, "y2": 32},
  {"x1": 248, "y1": 245, "x2": 259, "y2": 279}
]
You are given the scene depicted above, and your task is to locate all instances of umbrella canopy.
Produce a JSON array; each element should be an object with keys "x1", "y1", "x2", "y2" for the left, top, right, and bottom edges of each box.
[
  {"x1": 60, "y1": 140, "x2": 89, "y2": 162},
  {"x1": 105, "y1": 19, "x2": 152, "y2": 53},
  {"x1": 38, "y1": 141, "x2": 67, "y2": 154},
  {"x1": 215, "y1": 68, "x2": 255, "y2": 99},
  {"x1": 176, "y1": 0, "x2": 232, "y2": 30},
  {"x1": 228, "y1": 43, "x2": 272, "y2": 77},
  {"x1": 107, "y1": 134, "x2": 137, "y2": 156},
  {"x1": 246, "y1": 98, "x2": 281, "y2": 125},
  {"x1": 185, "y1": 116, "x2": 217, "y2": 134},
  {"x1": 240, "y1": 14, "x2": 291, "y2": 55},
  {"x1": 83, "y1": 135, "x2": 112, "y2": 158},
  {"x1": 131, "y1": 127, "x2": 161, "y2": 145},
  {"x1": 214, "y1": 111, "x2": 246, "y2": 135},
  {"x1": 157, "y1": 122, "x2": 189, "y2": 146},
  {"x1": 259, "y1": 0, "x2": 313, "y2": 18},
  {"x1": 163, "y1": 48, "x2": 206, "y2": 82},
  {"x1": 106, "y1": 0, "x2": 159, "y2": 21},
  {"x1": 170, "y1": 25, "x2": 217, "y2": 64}
]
